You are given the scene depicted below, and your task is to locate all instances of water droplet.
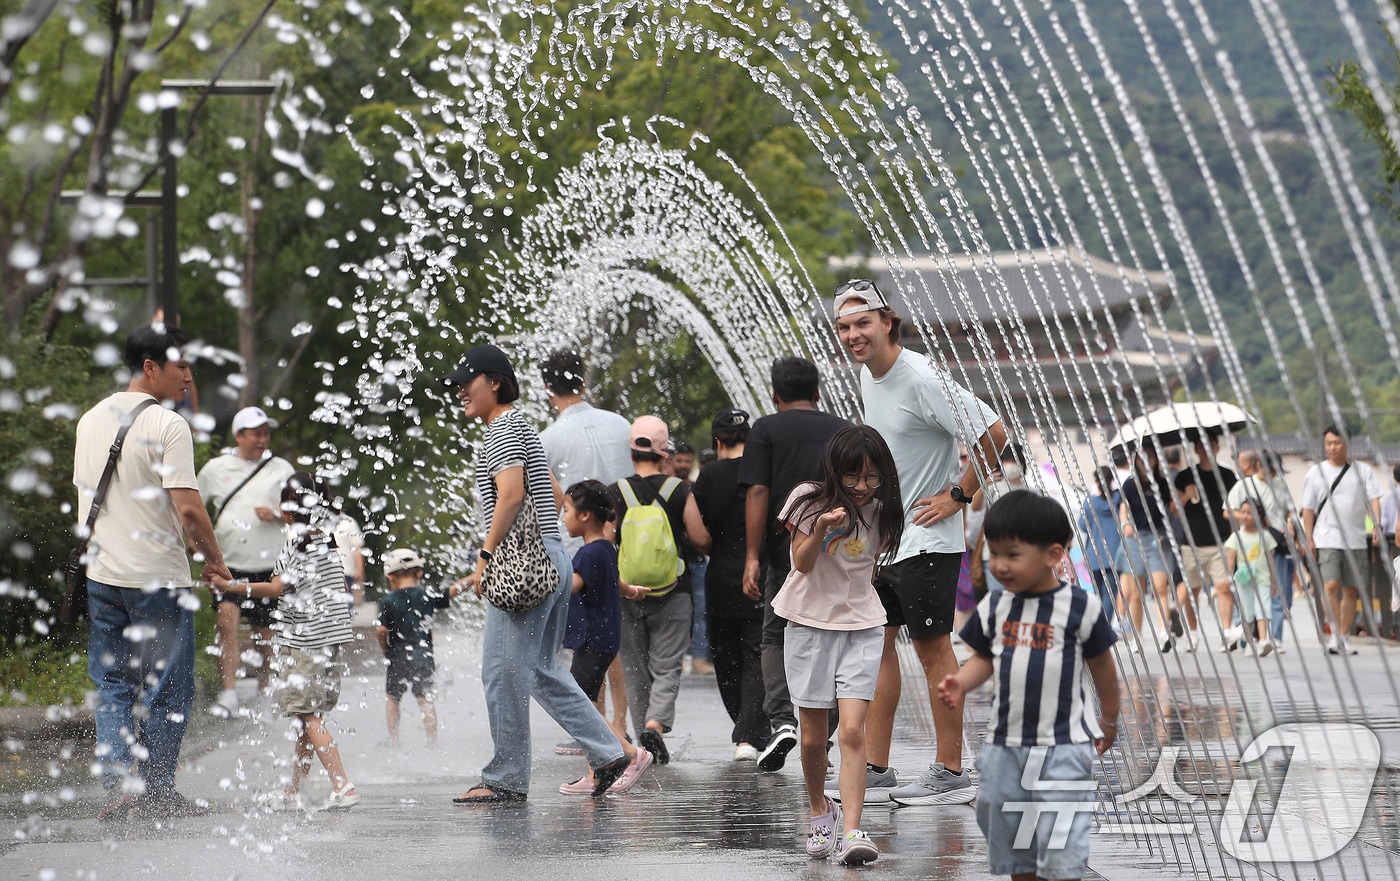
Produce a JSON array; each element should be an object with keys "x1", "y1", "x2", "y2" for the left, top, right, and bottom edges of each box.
[{"x1": 8, "y1": 241, "x2": 39, "y2": 270}]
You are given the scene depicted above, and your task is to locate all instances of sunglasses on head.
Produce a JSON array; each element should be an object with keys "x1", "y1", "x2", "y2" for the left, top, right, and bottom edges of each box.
[{"x1": 836, "y1": 278, "x2": 878, "y2": 298}]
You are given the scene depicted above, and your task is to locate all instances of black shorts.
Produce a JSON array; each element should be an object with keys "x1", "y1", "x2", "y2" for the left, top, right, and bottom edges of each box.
[
  {"x1": 874, "y1": 552, "x2": 962, "y2": 639},
  {"x1": 386, "y1": 659, "x2": 434, "y2": 700},
  {"x1": 569, "y1": 645, "x2": 617, "y2": 702},
  {"x1": 218, "y1": 568, "x2": 279, "y2": 629}
]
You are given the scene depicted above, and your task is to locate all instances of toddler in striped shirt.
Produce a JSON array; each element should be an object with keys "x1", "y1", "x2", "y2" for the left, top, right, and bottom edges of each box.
[
  {"x1": 938, "y1": 490, "x2": 1120, "y2": 881},
  {"x1": 213, "y1": 471, "x2": 358, "y2": 813}
]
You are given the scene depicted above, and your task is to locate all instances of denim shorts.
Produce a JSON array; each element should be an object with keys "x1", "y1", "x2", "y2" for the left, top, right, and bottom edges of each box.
[
  {"x1": 975, "y1": 743, "x2": 1097, "y2": 878},
  {"x1": 1114, "y1": 532, "x2": 1168, "y2": 577}
]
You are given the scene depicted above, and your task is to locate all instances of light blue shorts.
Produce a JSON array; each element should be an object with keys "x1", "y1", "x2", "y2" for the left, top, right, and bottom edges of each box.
[
  {"x1": 1233, "y1": 576, "x2": 1271, "y2": 623},
  {"x1": 1114, "y1": 532, "x2": 1168, "y2": 577},
  {"x1": 975, "y1": 743, "x2": 1097, "y2": 878},
  {"x1": 783, "y1": 623, "x2": 883, "y2": 709}
]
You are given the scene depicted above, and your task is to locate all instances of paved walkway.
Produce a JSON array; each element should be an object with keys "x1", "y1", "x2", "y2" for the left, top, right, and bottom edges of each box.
[{"x1": 2, "y1": 603, "x2": 1399, "y2": 880}]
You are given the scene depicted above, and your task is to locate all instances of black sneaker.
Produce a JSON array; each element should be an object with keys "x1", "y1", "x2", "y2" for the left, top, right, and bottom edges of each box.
[
  {"x1": 135, "y1": 790, "x2": 210, "y2": 819},
  {"x1": 757, "y1": 724, "x2": 798, "y2": 772},
  {"x1": 591, "y1": 756, "x2": 631, "y2": 797},
  {"x1": 638, "y1": 728, "x2": 669, "y2": 765},
  {"x1": 1169, "y1": 609, "x2": 1184, "y2": 638}
]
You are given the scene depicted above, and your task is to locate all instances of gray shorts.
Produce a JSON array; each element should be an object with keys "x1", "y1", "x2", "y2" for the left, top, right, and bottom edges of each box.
[
  {"x1": 273, "y1": 644, "x2": 344, "y2": 716},
  {"x1": 1317, "y1": 547, "x2": 1371, "y2": 588},
  {"x1": 975, "y1": 743, "x2": 1096, "y2": 879},
  {"x1": 782, "y1": 624, "x2": 882, "y2": 709}
]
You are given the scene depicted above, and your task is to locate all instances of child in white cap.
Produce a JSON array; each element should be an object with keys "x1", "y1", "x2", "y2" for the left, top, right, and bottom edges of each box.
[{"x1": 375, "y1": 548, "x2": 460, "y2": 747}]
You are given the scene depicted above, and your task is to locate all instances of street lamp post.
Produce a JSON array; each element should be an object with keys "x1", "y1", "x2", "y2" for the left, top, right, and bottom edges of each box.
[{"x1": 157, "y1": 79, "x2": 277, "y2": 324}]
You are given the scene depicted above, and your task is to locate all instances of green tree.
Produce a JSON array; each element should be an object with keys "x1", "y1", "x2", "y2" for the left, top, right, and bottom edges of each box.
[{"x1": 1327, "y1": 0, "x2": 1400, "y2": 223}]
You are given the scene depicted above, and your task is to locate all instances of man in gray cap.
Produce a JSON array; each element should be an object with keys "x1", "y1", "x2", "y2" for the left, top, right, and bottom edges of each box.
[
  {"x1": 197, "y1": 405, "x2": 296, "y2": 716},
  {"x1": 833, "y1": 278, "x2": 1006, "y2": 807}
]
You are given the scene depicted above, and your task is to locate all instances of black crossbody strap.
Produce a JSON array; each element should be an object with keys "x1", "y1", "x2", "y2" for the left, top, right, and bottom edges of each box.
[
  {"x1": 78, "y1": 399, "x2": 159, "y2": 548},
  {"x1": 213, "y1": 455, "x2": 275, "y2": 525},
  {"x1": 1242, "y1": 476, "x2": 1271, "y2": 527},
  {"x1": 1313, "y1": 463, "x2": 1351, "y2": 522}
]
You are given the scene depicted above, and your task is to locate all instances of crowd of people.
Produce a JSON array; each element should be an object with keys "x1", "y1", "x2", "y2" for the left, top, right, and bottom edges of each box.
[{"x1": 71, "y1": 278, "x2": 1397, "y2": 877}]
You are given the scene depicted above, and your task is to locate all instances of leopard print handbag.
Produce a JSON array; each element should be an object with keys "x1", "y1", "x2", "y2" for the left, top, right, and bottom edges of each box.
[{"x1": 480, "y1": 489, "x2": 560, "y2": 614}]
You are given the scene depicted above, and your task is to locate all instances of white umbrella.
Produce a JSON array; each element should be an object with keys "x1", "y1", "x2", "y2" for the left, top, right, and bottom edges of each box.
[{"x1": 1111, "y1": 401, "x2": 1258, "y2": 450}]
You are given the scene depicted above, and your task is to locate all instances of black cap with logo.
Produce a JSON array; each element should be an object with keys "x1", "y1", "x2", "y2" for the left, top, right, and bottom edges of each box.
[{"x1": 443, "y1": 344, "x2": 516, "y2": 387}]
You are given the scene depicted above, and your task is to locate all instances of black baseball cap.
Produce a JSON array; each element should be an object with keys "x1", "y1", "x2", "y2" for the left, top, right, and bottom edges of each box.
[
  {"x1": 712, "y1": 408, "x2": 750, "y2": 434},
  {"x1": 443, "y1": 344, "x2": 516, "y2": 387}
]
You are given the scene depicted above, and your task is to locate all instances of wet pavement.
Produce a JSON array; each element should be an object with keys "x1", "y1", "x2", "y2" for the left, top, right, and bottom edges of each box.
[{"x1": 2, "y1": 599, "x2": 1399, "y2": 880}]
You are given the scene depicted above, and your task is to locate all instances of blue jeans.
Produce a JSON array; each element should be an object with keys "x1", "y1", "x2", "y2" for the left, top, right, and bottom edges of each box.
[
  {"x1": 480, "y1": 535, "x2": 625, "y2": 794},
  {"x1": 1270, "y1": 552, "x2": 1296, "y2": 642},
  {"x1": 1090, "y1": 569, "x2": 1121, "y2": 628},
  {"x1": 87, "y1": 579, "x2": 196, "y2": 795},
  {"x1": 976, "y1": 743, "x2": 1095, "y2": 878},
  {"x1": 689, "y1": 559, "x2": 709, "y2": 660}
]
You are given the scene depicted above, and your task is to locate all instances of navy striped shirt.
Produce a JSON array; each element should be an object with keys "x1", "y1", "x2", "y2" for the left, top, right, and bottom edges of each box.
[
  {"x1": 475, "y1": 408, "x2": 559, "y2": 538},
  {"x1": 960, "y1": 583, "x2": 1116, "y2": 747}
]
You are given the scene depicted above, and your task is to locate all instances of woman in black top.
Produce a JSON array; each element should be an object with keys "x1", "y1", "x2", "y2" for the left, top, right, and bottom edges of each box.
[{"x1": 1113, "y1": 446, "x2": 1177, "y2": 654}]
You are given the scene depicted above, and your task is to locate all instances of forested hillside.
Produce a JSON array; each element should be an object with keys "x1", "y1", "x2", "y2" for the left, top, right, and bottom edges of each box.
[{"x1": 867, "y1": 0, "x2": 1400, "y2": 434}]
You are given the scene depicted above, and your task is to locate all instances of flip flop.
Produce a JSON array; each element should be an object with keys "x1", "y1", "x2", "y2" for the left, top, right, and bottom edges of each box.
[{"x1": 452, "y1": 784, "x2": 526, "y2": 804}]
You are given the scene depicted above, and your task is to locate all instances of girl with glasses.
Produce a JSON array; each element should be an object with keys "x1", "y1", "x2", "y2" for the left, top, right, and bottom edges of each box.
[{"x1": 770, "y1": 425, "x2": 904, "y2": 865}]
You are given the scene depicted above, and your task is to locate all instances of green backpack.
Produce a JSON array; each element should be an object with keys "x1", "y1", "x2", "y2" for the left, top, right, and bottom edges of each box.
[{"x1": 616, "y1": 476, "x2": 685, "y2": 595}]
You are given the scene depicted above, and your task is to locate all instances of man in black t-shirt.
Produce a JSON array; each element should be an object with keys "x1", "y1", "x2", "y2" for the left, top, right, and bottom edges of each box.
[
  {"x1": 737, "y1": 357, "x2": 852, "y2": 771},
  {"x1": 1174, "y1": 434, "x2": 1239, "y2": 652},
  {"x1": 693, "y1": 408, "x2": 769, "y2": 760},
  {"x1": 612, "y1": 416, "x2": 711, "y2": 765}
]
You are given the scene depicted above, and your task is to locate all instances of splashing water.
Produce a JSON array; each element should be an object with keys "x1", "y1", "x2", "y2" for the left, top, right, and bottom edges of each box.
[{"x1": 5, "y1": 0, "x2": 1400, "y2": 876}]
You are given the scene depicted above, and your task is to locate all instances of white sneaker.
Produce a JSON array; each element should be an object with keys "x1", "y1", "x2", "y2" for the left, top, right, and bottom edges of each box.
[
  {"x1": 1345, "y1": 638, "x2": 1358, "y2": 655},
  {"x1": 210, "y1": 689, "x2": 239, "y2": 718},
  {"x1": 1180, "y1": 631, "x2": 1200, "y2": 653},
  {"x1": 1327, "y1": 635, "x2": 1342, "y2": 655},
  {"x1": 734, "y1": 743, "x2": 759, "y2": 762},
  {"x1": 323, "y1": 784, "x2": 361, "y2": 811},
  {"x1": 1257, "y1": 639, "x2": 1274, "y2": 657}
]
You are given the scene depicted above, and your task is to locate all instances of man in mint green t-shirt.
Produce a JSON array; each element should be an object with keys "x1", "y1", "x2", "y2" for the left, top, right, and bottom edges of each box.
[{"x1": 832, "y1": 279, "x2": 1007, "y2": 808}]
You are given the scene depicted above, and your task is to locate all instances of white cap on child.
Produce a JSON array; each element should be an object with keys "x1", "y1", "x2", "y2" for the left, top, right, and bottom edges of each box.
[{"x1": 384, "y1": 548, "x2": 424, "y2": 575}]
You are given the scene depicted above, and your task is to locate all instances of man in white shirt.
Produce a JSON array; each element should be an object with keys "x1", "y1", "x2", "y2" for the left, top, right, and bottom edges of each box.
[
  {"x1": 832, "y1": 279, "x2": 1007, "y2": 806},
  {"x1": 196, "y1": 406, "x2": 295, "y2": 715},
  {"x1": 1300, "y1": 426, "x2": 1384, "y2": 655},
  {"x1": 538, "y1": 349, "x2": 633, "y2": 551},
  {"x1": 538, "y1": 349, "x2": 634, "y2": 744},
  {"x1": 1377, "y1": 459, "x2": 1400, "y2": 543},
  {"x1": 333, "y1": 513, "x2": 367, "y2": 605},
  {"x1": 74, "y1": 324, "x2": 231, "y2": 821}
]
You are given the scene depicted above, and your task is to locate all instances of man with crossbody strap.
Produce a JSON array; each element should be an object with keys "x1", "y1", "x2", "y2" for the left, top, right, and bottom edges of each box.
[
  {"x1": 74, "y1": 324, "x2": 230, "y2": 821},
  {"x1": 197, "y1": 406, "x2": 296, "y2": 716},
  {"x1": 1301, "y1": 425, "x2": 1384, "y2": 655}
]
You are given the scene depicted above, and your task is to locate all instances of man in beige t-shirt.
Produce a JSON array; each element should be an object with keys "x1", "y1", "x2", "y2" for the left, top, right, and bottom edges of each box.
[{"x1": 73, "y1": 324, "x2": 230, "y2": 821}]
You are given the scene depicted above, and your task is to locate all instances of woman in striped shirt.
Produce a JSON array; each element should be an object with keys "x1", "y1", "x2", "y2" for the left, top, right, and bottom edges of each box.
[{"x1": 444, "y1": 344, "x2": 633, "y2": 803}]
